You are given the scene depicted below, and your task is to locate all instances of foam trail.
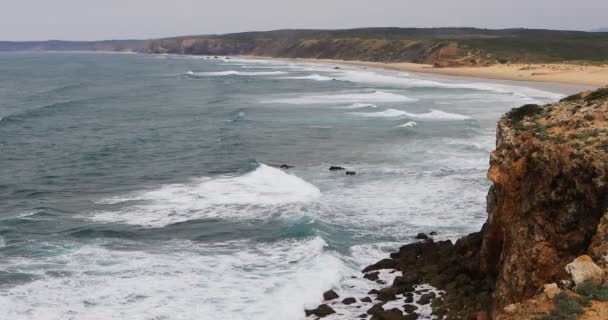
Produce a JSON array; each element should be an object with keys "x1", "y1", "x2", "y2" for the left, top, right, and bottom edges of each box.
[
  {"x1": 264, "y1": 91, "x2": 417, "y2": 104},
  {"x1": 185, "y1": 70, "x2": 288, "y2": 76},
  {"x1": 353, "y1": 108, "x2": 470, "y2": 120},
  {"x1": 92, "y1": 164, "x2": 321, "y2": 227}
]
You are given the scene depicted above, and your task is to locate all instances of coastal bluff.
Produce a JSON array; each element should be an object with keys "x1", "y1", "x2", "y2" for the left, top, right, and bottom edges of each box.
[{"x1": 307, "y1": 87, "x2": 608, "y2": 319}]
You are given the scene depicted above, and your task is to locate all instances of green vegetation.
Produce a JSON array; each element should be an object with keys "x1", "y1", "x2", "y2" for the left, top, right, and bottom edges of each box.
[
  {"x1": 575, "y1": 280, "x2": 608, "y2": 301},
  {"x1": 538, "y1": 292, "x2": 590, "y2": 320}
]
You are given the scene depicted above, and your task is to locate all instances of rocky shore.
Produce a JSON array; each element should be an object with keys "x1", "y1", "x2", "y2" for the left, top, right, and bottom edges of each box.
[{"x1": 306, "y1": 87, "x2": 608, "y2": 319}]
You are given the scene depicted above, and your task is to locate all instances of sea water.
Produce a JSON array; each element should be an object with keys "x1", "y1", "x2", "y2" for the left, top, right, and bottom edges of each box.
[{"x1": 0, "y1": 52, "x2": 576, "y2": 320}]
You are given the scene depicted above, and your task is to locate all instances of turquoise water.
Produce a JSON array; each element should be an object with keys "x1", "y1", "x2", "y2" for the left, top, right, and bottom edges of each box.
[{"x1": 0, "y1": 52, "x2": 568, "y2": 320}]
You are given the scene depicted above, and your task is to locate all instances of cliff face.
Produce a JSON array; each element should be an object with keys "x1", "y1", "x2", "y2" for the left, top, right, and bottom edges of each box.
[{"x1": 482, "y1": 88, "x2": 608, "y2": 316}]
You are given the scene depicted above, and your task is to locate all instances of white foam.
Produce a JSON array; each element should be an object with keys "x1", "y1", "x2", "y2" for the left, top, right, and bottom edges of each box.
[
  {"x1": 264, "y1": 91, "x2": 417, "y2": 104},
  {"x1": 186, "y1": 70, "x2": 288, "y2": 76},
  {"x1": 353, "y1": 108, "x2": 470, "y2": 120},
  {"x1": 399, "y1": 121, "x2": 417, "y2": 128},
  {"x1": 337, "y1": 103, "x2": 379, "y2": 109},
  {"x1": 280, "y1": 74, "x2": 334, "y2": 81},
  {"x1": 0, "y1": 236, "x2": 5, "y2": 248},
  {"x1": 91, "y1": 164, "x2": 321, "y2": 227},
  {"x1": 0, "y1": 237, "x2": 345, "y2": 320}
]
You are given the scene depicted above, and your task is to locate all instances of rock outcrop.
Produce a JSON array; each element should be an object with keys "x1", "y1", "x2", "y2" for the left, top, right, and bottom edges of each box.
[{"x1": 310, "y1": 88, "x2": 607, "y2": 320}]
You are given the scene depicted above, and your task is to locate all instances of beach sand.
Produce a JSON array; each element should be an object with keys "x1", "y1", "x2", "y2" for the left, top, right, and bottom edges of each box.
[{"x1": 242, "y1": 56, "x2": 608, "y2": 88}]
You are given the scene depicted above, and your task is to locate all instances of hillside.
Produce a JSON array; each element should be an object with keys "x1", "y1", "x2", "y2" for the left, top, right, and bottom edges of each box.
[{"x1": 2, "y1": 28, "x2": 608, "y2": 66}]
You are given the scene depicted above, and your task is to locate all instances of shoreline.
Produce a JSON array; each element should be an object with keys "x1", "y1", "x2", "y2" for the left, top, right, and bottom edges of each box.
[{"x1": 240, "y1": 55, "x2": 607, "y2": 88}]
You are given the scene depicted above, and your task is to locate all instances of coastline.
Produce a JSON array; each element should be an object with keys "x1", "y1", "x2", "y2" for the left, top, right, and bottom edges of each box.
[{"x1": 240, "y1": 55, "x2": 608, "y2": 88}]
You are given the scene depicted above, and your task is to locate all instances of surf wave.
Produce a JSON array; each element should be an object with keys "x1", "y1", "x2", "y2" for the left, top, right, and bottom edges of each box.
[
  {"x1": 338, "y1": 103, "x2": 379, "y2": 109},
  {"x1": 264, "y1": 91, "x2": 417, "y2": 104},
  {"x1": 0, "y1": 237, "x2": 345, "y2": 320},
  {"x1": 353, "y1": 108, "x2": 470, "y2": 120},
  {"x1": 185, "y1": 70, "x2": 288, "y2": 77},
  {"x1": 91, "y1": 164, "x2": 321, "y2": 227},
  {"x1": 280, "y1": 74, "x2": 334, "y2": 81}
]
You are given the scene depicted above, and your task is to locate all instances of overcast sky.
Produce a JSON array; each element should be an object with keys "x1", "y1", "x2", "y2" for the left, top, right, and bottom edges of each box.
[{"x1": 1, "y1": 0, "x2": 606, "y2": 41}]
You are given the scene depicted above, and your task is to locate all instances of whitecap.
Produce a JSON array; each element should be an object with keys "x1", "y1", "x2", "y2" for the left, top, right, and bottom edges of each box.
[
  {"x1": 0, "y1": 237, "x2": 345, "y2": 320},
  {"x1": 279, "y1": 74, "x2": 334, "y2": 81},
  {"x1": 337, "y1": 103, "x2": 379, "y2": 109},
  {"x1": 399, "y1": 121, "x2": 417, "y2": 128},
  {"x1": 185, "y1": 70, "x2": 288, "y2": 77},
  {"x1": 353, "y1": 108, "x2": 470, "y2": 120},
  {"x1": 0, "y1": 236, "x2": 5, "y2": 248},
  {"x1": 91, "y1": 164, "x2": 321, "y2": 227},
  {"x1": 264, "y1": 91, "x2": 417, "y2": 104}
]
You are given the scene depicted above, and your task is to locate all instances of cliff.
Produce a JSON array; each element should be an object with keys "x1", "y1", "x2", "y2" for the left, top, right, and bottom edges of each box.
[
  {"x1": 311, "y1": 88, "x2": 608, "y2": 320},
  {"x1": 482, "y1": 88, "x2": 608, "y2": 316}
]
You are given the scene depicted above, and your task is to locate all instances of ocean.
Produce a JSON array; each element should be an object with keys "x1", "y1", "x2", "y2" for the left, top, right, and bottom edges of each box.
[{"x1": 0, "y1": 52, "x2": 576, "y2": 320}]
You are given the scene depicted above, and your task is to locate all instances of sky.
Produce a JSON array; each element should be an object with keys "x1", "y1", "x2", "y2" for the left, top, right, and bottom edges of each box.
[{"x1": 1, "y1": 0, "x2": 607, "y2": 41}]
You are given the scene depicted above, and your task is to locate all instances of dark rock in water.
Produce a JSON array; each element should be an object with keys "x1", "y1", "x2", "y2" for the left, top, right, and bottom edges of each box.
[
  {"x1": 364, "y1": 271, "x2": 380, "y2": 281},
  {"x1": 323, "y1": 289, "x2": 339, "y2": 301},
  {"x1": 346, "y1": 171, "x2": 357, "y2": 175},
  {"x1": 403, "y1": 312, "x2": 419, "y2": 320},
  {"x1": 366, "y1": 302, "x2": 385, "y2": 315},
  {"x1": 329, "y1": 166, "x2": 345, "y2": 171},
  {"x1": 333, "y1": 66, "x2": 341, "y2": 69},
  {"x1": 342, "y1": 297, "x2": 357, "y2": 305},
  {"x1": 361, "y1": 296, "x2": 373, "y2": 303},
  {"x1": 362, "y1": 258, "x2": 398, "y2": 272},
  {"x1": 375, "y1": 280, "x2": 386, "y2": 285},
  {"x1": 371, "y1": 308, "x2": 403, "y2": 320},
  {"x1": 377, "y1": 288, "x2": 397, "y2": 302},
  {"x1": 213, "y1": 56, "x2": 219, "y2": 58},
  {"x1": 359, "y1": 314, "x2": 369, "y2": 318},
  {"x1": 430, "y1": 231, "x2": 438, "y2": 236},
  {"x1": 417, "y1": 292, "x2": 436, "y2": 305},
  {"x1": 403, "y1": 292, "x2": 414, "y2": 303},
  {"x1": 368, "y1": 289, "x2": 380, "y2": 295},
  {"x1": 305, "y1": 304, "x2": 336, "y2": 317},
  {"x1": 279, "y1": 164, "x2": 293, "y2": 169},
  {"x1": 415, "y1": 233, "x2": 428, "y2": 240},
  {"x1": 403, "y1": 304, "x2": 418, "y2": 313}
]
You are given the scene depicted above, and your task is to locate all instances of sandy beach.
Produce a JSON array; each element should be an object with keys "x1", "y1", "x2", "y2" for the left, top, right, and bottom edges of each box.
[{"x1": 242, "y1": 56, "x2": 608, "y2": 88}]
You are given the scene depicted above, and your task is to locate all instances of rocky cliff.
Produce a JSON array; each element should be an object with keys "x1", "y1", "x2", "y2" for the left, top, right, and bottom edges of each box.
[{"x1": 307, "y1": 88, "x2": 608, "y2": 320}]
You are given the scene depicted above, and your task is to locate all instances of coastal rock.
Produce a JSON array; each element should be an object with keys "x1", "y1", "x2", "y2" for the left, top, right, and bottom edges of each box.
[
  {"x1": 415, "y1": 233, "x2": 428, "y2": 240},
  {"x1": 364, "y1": 271, "x2": 380, "y2": 281},
  {"x1": 403, "y1": 304, "x2": 418, "y2": 313},
  {"x1": 279, "y1": 164, "x2": 293, "y2": 169},
  {"x1": 346, "y1": 171, "x2": 357, "y2": 176},
  {"x1": 305, "y1": 304, "x2": 336, "y2": 317},
  {"x1": 403, "y1": 312, "x2": 419, "y2": 320},
  {"x1": 370, "y1": 308, "x2": 403, "y2": 320},
  {"x1": 323, "y1": 289, "x2": 339, "y2": 301},
  {"x1": 543, "y1": 283, "x2": 561, "y2": 299},
  {"x1": 565, "y1": 255, "x2": 604, "y2": 286},
  {"x1": 417, "y1": 292, "x2": 436, "y2": 305},
  {"x1": 361, "y1": 297, "x2": 373, "y2": 303},
  {"x1": 367, "y1": 302, "x2": 385, "y2": 315},
  {"x1": 329, "y1": 166, "x2": 345, "y2": 171},
  {"x1": 377, "y1": 288, "x2": 397, "y2": 302},
  {"x1": 362, "y1": 258, "x2": 399, "y2": 272},
  {"x1": 342, "y1": 297, "x2": 357, "y2": 305}
]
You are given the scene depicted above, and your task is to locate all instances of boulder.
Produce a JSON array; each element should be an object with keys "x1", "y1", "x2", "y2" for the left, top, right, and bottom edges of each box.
[
  {"x1": 403, "y1": 304, "x2": 418, "y2": 313},
  {"x1": 403, "y1": 312, "x2": 419, "y2": 320},
  {"x1": 329, "y1": 166, "x2": 345, "y2": 171},
  {"x1": 346, "y1": 171, "x2": 357, "y2": 176},
  {"x1": 415, "y1": 233, "x2": 428, "y2": 240},
  {"x1": 377, "y1": 288, "x2": 397, "y2": 302},
  {"x1": 364, "y1": 271, "x2": 380, "y2": 281},
  {"x1": 362, "y1": 258, "x2": 399, "y2": 272},
  {"x1": 367, "y1": 302, "x2": 385, "y2": 315},
  {"x1": 565, "y1": 255, "x2": 604, "y2": 286},
  {"x1": 359, "y1": 314, "x2": 369, "y2": 318},
  {"x1": 371, "y1": 308, "x2": 403, "y2": 320},
  {"x1": 417, "y1": 292, "x2": 436, "y2": 305},
  {"x1": 342, "y1": 297, "x2": 357, "y2": 305},
  {"x1": 543, "y1": 283, "x2": 561, "y2": 299},
  {"x1": 323, "y1": 289, "x2": 339, "y2": 301},
  {"x1": 305, "y1": 304, "x2": 336, "y2": 317},
  {"x1": 361, "y1": 297, "x2": 373, "y2": 303}
]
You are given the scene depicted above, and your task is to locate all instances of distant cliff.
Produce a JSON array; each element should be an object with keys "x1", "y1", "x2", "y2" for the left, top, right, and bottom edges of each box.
[{"x1": 3, "y1": 28, "x2": 608, "y2": 66}]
